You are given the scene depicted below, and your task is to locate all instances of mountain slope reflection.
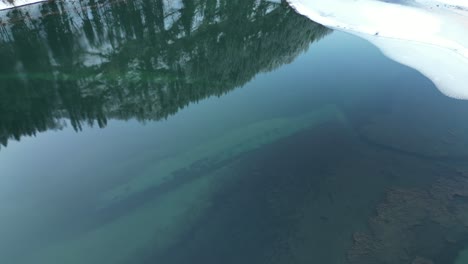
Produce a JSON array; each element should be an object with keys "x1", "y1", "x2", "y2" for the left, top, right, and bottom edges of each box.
[{"x1": 0, "y1": 0, "x2": 330, "y2": 147}]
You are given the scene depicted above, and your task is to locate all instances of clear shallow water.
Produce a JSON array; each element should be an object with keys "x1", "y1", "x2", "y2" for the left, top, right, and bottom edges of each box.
[
  {"x1": 1, "y1": 1, "x2": 468, "y2": 264},
  {"x1": 287, "y1": 0, "x2": 468, "y2": 100}
]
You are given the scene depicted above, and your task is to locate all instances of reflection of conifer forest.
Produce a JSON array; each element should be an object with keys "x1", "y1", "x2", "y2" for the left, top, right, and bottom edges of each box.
[{"x1": 0, "y1": 0, "x2": 330, "y2": 147}]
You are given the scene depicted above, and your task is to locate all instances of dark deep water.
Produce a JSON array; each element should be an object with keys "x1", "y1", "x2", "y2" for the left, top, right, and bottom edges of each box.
[{"x1": 1, "y1": 1, "x2": 468, "y2": 264}]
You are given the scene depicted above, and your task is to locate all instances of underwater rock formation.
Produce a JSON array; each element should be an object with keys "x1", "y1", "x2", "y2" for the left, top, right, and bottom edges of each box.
[{"x1": 348, "y1": 172, "x2": 468, "y2": 264}]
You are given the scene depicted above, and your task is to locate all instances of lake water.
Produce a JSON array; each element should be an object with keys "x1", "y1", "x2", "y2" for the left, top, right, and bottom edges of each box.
[{"x1": 1, "y1": 1, "x2": 468, "y2": 264}]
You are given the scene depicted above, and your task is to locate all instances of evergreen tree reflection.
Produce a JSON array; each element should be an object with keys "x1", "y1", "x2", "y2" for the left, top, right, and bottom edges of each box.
[{"x1": 0, "y1": 0, "x2": 330, "y2": 147}]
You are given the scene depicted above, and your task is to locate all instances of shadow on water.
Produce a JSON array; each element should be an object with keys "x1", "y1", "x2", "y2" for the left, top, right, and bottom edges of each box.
[{"x1": 0, "y1": 0, "x2": 330, "y2": 148}]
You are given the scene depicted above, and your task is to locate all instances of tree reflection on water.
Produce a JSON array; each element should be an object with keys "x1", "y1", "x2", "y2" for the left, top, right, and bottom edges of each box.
[{"x1": 0, "y1": 0, "x2": 330, "y2": 147}]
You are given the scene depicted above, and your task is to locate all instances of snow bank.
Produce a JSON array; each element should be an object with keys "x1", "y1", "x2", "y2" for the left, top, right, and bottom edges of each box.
[
  {"x1": 419, "y1": 0, "x2": 468, "y2": 8},
  {"x1": 0, "y1": 0, "x2": 46, "y2": 11},
  {"x1": 287, "y1": 0, "x2": 468, "y2": 99}
]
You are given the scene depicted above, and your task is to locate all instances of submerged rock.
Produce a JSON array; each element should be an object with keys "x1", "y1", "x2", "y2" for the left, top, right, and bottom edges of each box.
[{"x1": 348, "y1": 172, "x2": 468, "y2": 264}]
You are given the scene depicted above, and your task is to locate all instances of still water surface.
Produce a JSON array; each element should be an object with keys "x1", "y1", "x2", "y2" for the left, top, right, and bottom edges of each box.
[{"x1": 1, "y1": 1, "x2": 468, "y2": 264}]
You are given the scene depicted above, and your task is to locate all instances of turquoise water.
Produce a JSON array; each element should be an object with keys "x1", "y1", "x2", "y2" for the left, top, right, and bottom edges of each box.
[{"x1": 1, "y1": 1, "x2": 468, "y2": 263}]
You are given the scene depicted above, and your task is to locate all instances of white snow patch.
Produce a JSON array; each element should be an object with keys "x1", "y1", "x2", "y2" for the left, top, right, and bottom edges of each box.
[
  {"x1": 287, "y1": 0, "x2": 468, "y2": 99},
  {"x1": 0, "y1": 0, "x2": 46, "y2": 10},
  {"x1": 421, "y1": 0, "x2": 468, "y2": 8}
]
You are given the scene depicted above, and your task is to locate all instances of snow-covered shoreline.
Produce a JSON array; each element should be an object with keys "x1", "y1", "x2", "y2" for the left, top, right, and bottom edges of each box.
[
  {"x1": 0, "y1": 0, "x2": 46, "y2": 11},
  {"x1": 416, "y1": 0, "x2": 468, "y2": 9},
  {"x1": 287, "y1": 0, "x2": 468, "y2": 99}
]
